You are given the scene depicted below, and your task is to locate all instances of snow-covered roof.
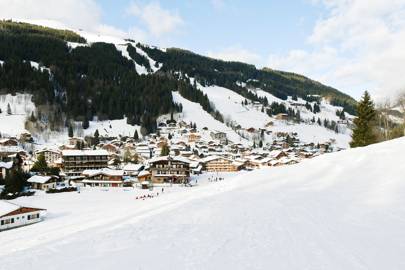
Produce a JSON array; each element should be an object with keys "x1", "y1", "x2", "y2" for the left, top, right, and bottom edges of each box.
[
  {"x1": 0, "y1": 201, "x2": 20, "y2": 217},
  {"x1": 122, "y1": 163, "x2": 144, "y2": 171},
  {"x1": 0, "y1": 161, "x2": 13, "y2": 169},
  {"x1": 82, "y1": 168, "x2": 124, "y2": 177},
  {"x1": 200, "y1": 155, "x2": 231, "y2": 163},
  {"x1": 148, "y1": 156, "x2": 191, "y2": 164},
  {"x1": 138, "y1": 170, "x2": 151, "y2": 177},
  {"x1": 62, "y1": 150, "x2": 109, "y2": 156},
  {"x1": 27, "y1": 175, "x2": 55, "y2": 184}
]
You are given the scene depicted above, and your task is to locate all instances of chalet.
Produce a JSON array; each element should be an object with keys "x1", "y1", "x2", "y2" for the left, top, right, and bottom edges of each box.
[
  {"x1": 189, "y1": 161, "x2": 202, "y2": 175},
  {"x1": 0, "y1": 138, "x2": 18, "y2": 147},
  {"x1": 0, "y1": 146, "x2": 26, "y2": 161},
  {"x1": 122, "y1": 163, "x2": 144, "y2": 176},
  {"x1": 136, "y1": 143, "x2": 152, "y2": 159},
  {"x1": 210, "y1": 131, "x2": 227, "y2": 144},
  {"x1": 62, "y1": 149, "x2": 109, "y2": 177},
  {"x1": 27, "y1": 175, "x2": 59, "y2": 191},
  {"x1": 201, "y1": 156, "x2": 244, "y2": 172},
  {"x1": 137, "y1": 170, "x2": 151, "y2": 182},
  {"x1": 269, "y1": 150, "x2": 288, "y2": 160},
  {"x1": 34, "y1": 149, "x2": 61, "y2": 167},
  {"x1": 81, "y1": 168, "x2": 124, "y2": 187},
  {"x1": 19, "y1": 132, "x2": 33, "y2": 142},
  {"x1": 149, "y1": 156, "x2": 190, "y2": 184},
  {"x1": 102, "y1": 143, "x2": 119, "y2": 154},
  {"x1": 0, "y1": 201, "x2": 46, "y2": 231},
  {"x1": 68, "y1": 137, "x2": 87, "y2": 147}
]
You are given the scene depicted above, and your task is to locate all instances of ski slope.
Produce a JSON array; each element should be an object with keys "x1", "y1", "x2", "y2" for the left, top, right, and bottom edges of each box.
[
  {"x1": 198, "y1": 84, "x2": 270, "y2": 129},
  {"x1": 172, "y1": 91, "x2": 246, "y2": 144},
  {"x1": 1, "y1": 138, "x2": 405, "y2": 269}
]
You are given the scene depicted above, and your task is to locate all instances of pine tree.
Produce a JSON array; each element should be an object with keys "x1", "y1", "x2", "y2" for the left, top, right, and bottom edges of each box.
[
  {"x1": 161, "y1": 143, "x2": 170, "y2": 156},
  {"x1": 7, "y1": 103, "x2": 12, "y2": 115},
  {"x1": 259, "y1": 140, "x2": 263, "y2": 148},
  {"x1": 134, "y1": 130, "x2": 139, "y2": 141},
  {"x1": 350, "y1": 91, "x2": 377, "y2": 147},
  {"x1": 94, "y1": 129, "x2": 100, "y2": 145},
  {"x1": 82, "y1": 117, "x2": 89, "y2": 129},
  {"x1": 29, "y1": 112, "x2": 36, "y2": 122},
  {"x1": 68, "y1": 125, "x2": 74, "y2": 137},
  {"x1": 31, "y1": 154, "x2": 49, "y2": 174}
]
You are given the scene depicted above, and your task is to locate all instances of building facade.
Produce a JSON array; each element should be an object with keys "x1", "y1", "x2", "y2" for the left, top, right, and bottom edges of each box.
[
  {"x1": 201, "y1": 156, "x2": 244, "y2": 172},
  {"x1": 62, "y1": 150, "x2": 109, "y2": 177},
  {"x1": 149, "y1": 156, "x2": 190, "y2": 184},
  {"x1": 0, "y1": 201, "x2": 46, "y2": 231},
  {"x1": 34, "y1": 149, "x2": 61, "y2": 167}
]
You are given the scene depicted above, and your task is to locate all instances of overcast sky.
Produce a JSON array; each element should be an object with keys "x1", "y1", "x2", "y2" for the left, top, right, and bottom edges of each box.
[{"x1": 1, "y1": 0, "x2": 405, "y2": 101}]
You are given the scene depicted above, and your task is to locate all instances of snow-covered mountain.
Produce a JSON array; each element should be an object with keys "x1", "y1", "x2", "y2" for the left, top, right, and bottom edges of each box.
[
  {"x1": 1, "y1": 137, "x2": 404, "y2": 269},
  {"x1": 0, "y1": 20, "x2": 355, "y2": 148}
]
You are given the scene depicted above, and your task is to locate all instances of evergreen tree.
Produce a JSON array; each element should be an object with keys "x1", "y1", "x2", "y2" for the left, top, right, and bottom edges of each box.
[
  {"x1": 7, "y1": 103, "x2": 12, "y2": 115},
  {"x1": 68, "y1": 125, "x2": 74, "y2": 137},
  {"x1": 259, "y1": 140, "x2": 263, "y2": 148},
  {"x1": 82, "y1": 117, "x2": 89, "y2": 129},
  {"x1": 133, "y1": 130, "x2": 139, "y2": 141},
  {"x1": 161, "y1": 143, "x2": 170, "y2": 156},
  {"x1": 317, "y1": 118, "x2": 322, "y2": 126},
  {"x1": 94, "y1": 129, "x2": 100, "y2": 145},
  {"x1": 313, "y1": 103, "x2": 321, "y2": 114},
  {"x1": 168, "y1": 133, "x2": 172, "y2": 140},
  {"x1": 350, "y1": 91, "x2": 377, "y2": 147},
  {"x1": 2, "y1": 168, "x2": 28, "y2": 194},
  {"x1": 29, "y1": 112, "x2": 36, "y2": 122},
  {"x1": 31, "y1": 153, "x2": 49, "y2": 174}
]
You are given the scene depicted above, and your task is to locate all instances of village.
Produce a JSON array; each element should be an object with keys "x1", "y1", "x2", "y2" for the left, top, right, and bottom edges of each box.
[{"x1": 0, "y1": 116, "x2": 341, "y2": 231}]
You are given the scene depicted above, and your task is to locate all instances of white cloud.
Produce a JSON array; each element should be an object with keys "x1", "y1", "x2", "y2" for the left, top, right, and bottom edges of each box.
[
  {"x1": 268, "y1": 0, "x2": 405, "y2": 101},
  {"x1": 127, "y1": 2, "x2": 183, "y2": 37},
  {"x1": 208, "y1": 46, "x2": 261, "y2": 64},
  {"x1": 0, "y1": 0, "x2": 101, "y2": 31}
]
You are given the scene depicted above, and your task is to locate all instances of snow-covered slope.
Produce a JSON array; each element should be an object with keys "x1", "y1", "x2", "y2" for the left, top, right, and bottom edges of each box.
[
  {"x1": 172, "y1": 91, "x2": 247, "y2": 143},
  {"x1": 1, "y1": 138, "x2": 405, "y2": 269},
  {"x1": 194, "y1": 83, "x2": 352, "y2": 147},
  {"x1": 0, "y1": 93, "x2": 35, "y2": 137},
  {"x1": 199, "y1": 84, "x2": 269, "y2": 129}
]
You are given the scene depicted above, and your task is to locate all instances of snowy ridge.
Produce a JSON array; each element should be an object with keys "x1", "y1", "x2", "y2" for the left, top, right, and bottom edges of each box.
[{"x1": 1, "y1": 138, "x2": 405, "y2": 269}]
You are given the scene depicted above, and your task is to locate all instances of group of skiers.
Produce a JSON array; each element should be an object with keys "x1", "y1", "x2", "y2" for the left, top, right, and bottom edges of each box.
[{"x1": 135, "y1": 188, "x2": 165, "y2": 201}]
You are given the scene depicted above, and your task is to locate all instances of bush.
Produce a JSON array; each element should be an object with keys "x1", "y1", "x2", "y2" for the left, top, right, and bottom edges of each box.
[{"x1": 46, "y1": 187, "x2": 77, "y2": 193}]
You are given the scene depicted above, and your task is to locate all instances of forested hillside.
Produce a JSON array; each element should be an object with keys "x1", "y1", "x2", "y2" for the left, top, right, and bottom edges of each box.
[
  {"x1": 0, "y1": 21, "x2": 182, "y2": 134},
  {"x1": 0, "y1": 20, "x2": 357, "y2": 136},
  {"x1": 139, "y1": 46, "x2": 357, "y2": 115}
]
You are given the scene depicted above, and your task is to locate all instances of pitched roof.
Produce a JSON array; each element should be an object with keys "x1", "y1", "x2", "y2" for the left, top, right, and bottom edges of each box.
[
  {"x1": 27, "y1": 175, "x2": 56, "y2": 184},
  {"x1": 82, "y1": 168, "x2": 124, "y2": 177},
  {"x1": 0, "y1": 201, "x2": 20, "y2": 217},
  {"x1": 0, "y1": 161, "x2": 13, "y2": 169},
  {"x1": 61, "y1": 150, "x2": 109, "y2": 156}
]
